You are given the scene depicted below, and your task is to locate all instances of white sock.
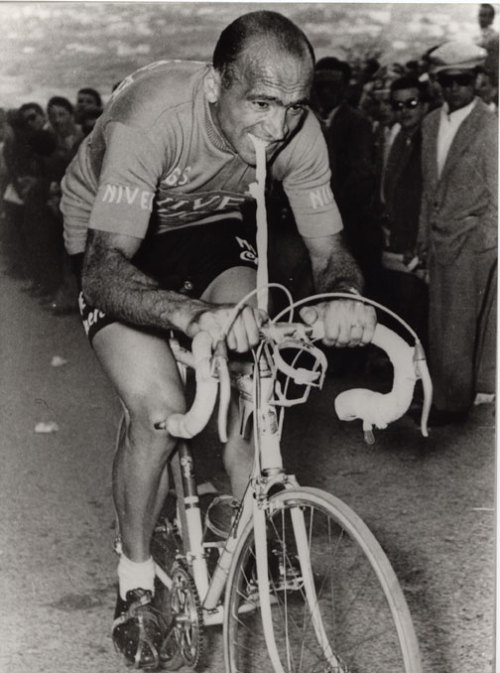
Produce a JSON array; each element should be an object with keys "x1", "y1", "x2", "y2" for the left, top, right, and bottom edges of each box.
[{"x1": 118, "y1": 554, "x2": 155, "y2": 600}]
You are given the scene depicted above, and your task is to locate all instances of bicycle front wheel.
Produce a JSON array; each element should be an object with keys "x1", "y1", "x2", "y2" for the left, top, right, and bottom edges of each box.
[{"x1": 223, "y1": 487, "x2": 421, "y2": 673}]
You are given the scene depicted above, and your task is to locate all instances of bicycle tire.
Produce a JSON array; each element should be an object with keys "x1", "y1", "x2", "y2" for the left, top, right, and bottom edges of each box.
[{"x1": 223, "y1": 486, "x2": 422, "y2": 673}]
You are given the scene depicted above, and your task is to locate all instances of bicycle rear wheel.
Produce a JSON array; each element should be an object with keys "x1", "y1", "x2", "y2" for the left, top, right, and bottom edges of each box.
[{"x1": 223, "y1": 487, "x2": 421, "y2": 673}]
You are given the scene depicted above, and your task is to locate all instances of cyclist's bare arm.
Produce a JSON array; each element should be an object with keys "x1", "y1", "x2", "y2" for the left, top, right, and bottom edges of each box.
[
  {"x1": 82, "y1": 229, "x2": 262, "y2": 352},
  {"x1": 301, "y1": 232, "x2": 377, "y2": 347}
]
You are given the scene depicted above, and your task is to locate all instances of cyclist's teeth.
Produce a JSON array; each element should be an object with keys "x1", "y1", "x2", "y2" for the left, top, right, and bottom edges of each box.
[{"x1": 247, "y1": 133, "x2": 269, "y2": 150}]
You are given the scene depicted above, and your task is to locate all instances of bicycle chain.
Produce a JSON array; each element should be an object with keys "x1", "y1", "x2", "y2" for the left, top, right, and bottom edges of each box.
[{"x1": 160, "y1": 560, "x2": 204, "y2": 671}]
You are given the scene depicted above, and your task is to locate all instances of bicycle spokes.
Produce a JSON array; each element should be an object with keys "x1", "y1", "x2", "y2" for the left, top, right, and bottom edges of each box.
[{"x1": 224, "y1": 488, "x2": 421, "y2": 673}]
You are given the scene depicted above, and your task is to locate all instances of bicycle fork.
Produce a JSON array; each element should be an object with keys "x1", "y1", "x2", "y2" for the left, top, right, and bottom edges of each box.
[
  {"x1": 253, "y1": 370, "x2": 342, "y2": 672},
  {"x1": 252, "y1": 493, "x2": 343, "y2": 673}
]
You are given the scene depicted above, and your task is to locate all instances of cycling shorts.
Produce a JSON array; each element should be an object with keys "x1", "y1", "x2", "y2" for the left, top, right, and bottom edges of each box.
[{"x1": 79, "y1": 218, "x2": 258, "y2": 344}]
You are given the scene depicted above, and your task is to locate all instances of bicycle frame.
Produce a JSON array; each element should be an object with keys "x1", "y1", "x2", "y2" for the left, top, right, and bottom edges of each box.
[
  {"x1": 155, "y1": 335, "x2": 312, "y2": 627},
  {"x1": 152, "y1": 292, "x2": 429, "y2": 673}
]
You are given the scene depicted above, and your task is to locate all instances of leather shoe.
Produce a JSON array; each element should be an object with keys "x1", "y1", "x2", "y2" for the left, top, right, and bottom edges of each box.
[{"x1": 113, "y1": 588, "x2": 165, "y2": 669}]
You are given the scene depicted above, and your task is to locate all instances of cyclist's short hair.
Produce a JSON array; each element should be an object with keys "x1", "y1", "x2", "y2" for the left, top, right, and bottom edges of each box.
[
  {"x1": 47, "y1": 96, "x2": 74, "y2": 114},
  {"x1": 213, "y1": 10, "x2": 315, "y2": 88}
]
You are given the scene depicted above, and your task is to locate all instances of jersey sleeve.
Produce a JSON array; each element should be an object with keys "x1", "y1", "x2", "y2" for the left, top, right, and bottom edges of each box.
[
  {"x1": 278, "y1": 113, "x2": 343, "y2": 238},
  {"x1": 88, "y1": 121, "x2": 167, "y2": 239}
]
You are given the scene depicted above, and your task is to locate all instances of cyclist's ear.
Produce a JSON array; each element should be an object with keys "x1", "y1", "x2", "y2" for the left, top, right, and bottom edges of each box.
[{"x1": 204, "y1": 67, "x2": 222, "y2": 103}]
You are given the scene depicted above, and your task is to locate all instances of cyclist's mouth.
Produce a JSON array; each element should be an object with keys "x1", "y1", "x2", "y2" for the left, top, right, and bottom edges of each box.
[
  {"x1": 253, "y1": 139, "x2": 281, "y2": 157},
  {"x1": 245, "y1": 134, "x2": 285, "y2": 166}
]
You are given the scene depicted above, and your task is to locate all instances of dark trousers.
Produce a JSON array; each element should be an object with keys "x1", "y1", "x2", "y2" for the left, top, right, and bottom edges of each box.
[{"x1": 377, "y1": 268, "x2": 429, "y2": 350}]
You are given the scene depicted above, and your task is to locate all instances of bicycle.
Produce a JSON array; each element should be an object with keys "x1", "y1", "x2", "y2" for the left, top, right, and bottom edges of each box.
[{"x1": 146, "y1": 284, "x2": 432, "y2": 673}]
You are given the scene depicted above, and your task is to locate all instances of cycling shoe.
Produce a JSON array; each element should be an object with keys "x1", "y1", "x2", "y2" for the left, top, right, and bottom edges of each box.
[{"x1": 112, "y1": 588, "x2": 166, "y2": 669}]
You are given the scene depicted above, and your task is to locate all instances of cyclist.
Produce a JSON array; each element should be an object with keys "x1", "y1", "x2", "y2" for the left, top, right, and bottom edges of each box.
[{"x1": 61, "y1": 10, "x2": 376, "y2": 668}]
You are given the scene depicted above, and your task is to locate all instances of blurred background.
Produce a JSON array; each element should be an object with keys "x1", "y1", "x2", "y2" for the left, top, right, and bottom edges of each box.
[{"x1": 0, "y1": 2, "x2": 486, "y2": 106}]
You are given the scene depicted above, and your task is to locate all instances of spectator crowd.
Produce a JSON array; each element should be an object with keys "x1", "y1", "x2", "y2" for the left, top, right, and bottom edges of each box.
[
  {"x1": 0, "y1": 86, "x2": 102, "y2": 313},
  {"x1": 0, "y1": 3, "x2": 497, "y2": 427}
]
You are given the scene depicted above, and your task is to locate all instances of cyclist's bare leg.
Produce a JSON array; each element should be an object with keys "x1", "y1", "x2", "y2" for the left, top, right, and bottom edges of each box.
[
  {"x1": 202, "y1": 266, "x2": 257, "y2": 501},
  {"x1": 92, "y1": 322, "x2": 186, "y2": 562}
]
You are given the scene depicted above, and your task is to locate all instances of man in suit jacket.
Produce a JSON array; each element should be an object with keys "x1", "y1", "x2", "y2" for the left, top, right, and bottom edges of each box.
[
  {"x1": 378, "y1": 75, "x2": 429, "y2": 346},
  {"x1": 312, "y1": 57, "x2": 377, "y2": 289},
  {"x1": 418, "y1": 41, "x2": 498, "y2": 425}
]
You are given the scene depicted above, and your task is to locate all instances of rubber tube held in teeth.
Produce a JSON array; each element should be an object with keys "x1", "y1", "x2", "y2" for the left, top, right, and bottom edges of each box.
[
  {"x1": 248, "y1": 132, "x2": 270, "y2": 314},
  {"x1": 247, "y1": 133, "x2": 269, "y2": 149}
]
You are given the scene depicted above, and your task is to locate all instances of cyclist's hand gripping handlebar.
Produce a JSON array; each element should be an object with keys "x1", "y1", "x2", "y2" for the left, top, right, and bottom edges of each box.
[
  {"x1": 165, "y1": 306, "x2": 433, "y2": 444},
  {"x1": 165, "y1": 324, "x2": 325, "y2": 442}
]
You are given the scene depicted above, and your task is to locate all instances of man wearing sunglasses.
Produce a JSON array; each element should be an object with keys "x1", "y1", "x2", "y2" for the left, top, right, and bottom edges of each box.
[
  {"x1": 378, "y1": 76, "x2": 428, "y2": 346},
  {"x1": 417, "y1": 41, "x2": 497, "y2": 426}
]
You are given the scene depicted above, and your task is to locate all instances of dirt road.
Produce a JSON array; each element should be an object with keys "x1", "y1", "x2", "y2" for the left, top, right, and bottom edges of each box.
[{"x1": 0, "y1": 269, "x2": 495, "y2": 673}]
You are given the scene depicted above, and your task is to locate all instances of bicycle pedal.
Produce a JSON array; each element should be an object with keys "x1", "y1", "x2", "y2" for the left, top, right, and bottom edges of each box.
[{"x1": 274, "y1": 572, "x2": 304, "y2": 592}]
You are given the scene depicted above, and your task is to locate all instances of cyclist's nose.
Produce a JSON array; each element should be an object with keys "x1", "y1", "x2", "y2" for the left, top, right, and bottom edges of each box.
[{"x1": 263, "y1": 108, "x2": 289, "y2": 142}]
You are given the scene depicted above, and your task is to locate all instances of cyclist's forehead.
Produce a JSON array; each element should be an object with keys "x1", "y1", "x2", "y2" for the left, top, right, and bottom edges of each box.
[{"x1": 235, "y1": 47, "x2": 313, "y2": 102}]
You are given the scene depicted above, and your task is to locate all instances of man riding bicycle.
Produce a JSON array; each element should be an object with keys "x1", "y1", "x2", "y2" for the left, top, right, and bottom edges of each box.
[{"x1": 61, "y1": 10, "x2": 376, "y2": 668}]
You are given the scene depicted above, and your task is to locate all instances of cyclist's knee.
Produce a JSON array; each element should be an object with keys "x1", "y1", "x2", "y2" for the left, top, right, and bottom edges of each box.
[{"x1": 125, "y1": 387, "x2": 186, "y2": 443}]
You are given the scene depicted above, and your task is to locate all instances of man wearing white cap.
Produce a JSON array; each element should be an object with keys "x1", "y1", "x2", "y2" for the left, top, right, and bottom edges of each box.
[{"x1": 418, "y1": 41, "x2": 497, "y2": 425}]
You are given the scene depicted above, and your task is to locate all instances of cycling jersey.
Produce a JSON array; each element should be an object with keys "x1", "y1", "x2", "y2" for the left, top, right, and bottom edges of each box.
[{"x1": 61, "y1": 60, "x2": 342, "y2": 256}]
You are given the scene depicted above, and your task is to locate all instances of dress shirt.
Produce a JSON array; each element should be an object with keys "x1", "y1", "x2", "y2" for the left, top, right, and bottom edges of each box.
[
  {"x1": 379, "y1": 122, "x2": 401, "y2": 203},
  {"x1": 437, "y1": 98, "x2": 477, "y2": 178}
]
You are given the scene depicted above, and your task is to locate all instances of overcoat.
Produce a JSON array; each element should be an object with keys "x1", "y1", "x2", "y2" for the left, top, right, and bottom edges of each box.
[{"x1": 418, "y1": 99, "x2": 497, "y2": 411}]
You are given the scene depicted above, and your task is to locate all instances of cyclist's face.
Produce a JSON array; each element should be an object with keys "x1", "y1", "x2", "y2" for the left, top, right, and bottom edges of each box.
[{"x1": 207, "y1": 45, "x2": 313, "y2": 165}]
